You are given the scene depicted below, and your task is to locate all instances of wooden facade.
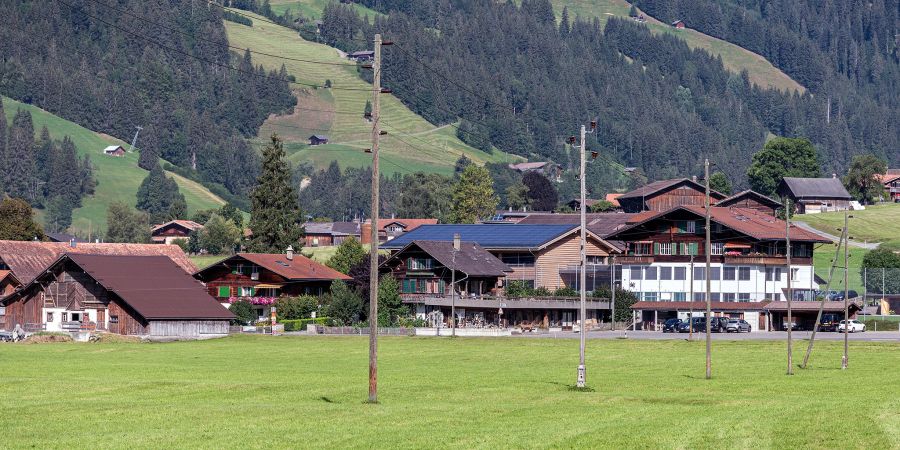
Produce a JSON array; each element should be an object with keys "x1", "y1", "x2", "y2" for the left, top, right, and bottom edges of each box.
[
  {"x1": 199, "y1": 264, "x2": 333, "y2": 300},
  {"x1": 618, "y1": 179, "x2": 727, "y2": 213},
  {"x1": 534, "y1": 233, "x2": 612, "y2": 289}
]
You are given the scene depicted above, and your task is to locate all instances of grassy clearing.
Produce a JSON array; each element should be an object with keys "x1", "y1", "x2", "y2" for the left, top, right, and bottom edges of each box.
[
  {"x1": 0, "y1": 335, "x2": 897, "y2": 448},
  {"x1": 188, "y1": 254, "x2": 228, "y2": 270},
  {"x1": 547, "y1": 0, "x2": 804, "y2": 93},
  {"x1": 1, "y1": 97, "x2": 225, "y2": 235},
  {"x1": 801, "y1": 204, "x2": 900, "y2": 248},
  {"x1": 269, "y1": 0, "x2": 383, "y2": 19},
  {"x1": 812, "y1": 243, "x2": 868, "y2": 293},
  {"x1": 224, "y1": 12, "x2": 520, "y2": 174}
]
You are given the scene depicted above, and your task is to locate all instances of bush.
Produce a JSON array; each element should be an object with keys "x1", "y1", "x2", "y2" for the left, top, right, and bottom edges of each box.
[
  {"x1": 554, "y1": 287, "x2": 578, "y2": 297},
  {"x1": 281, "y1": 317, "x2": 331, "y2": 332},
  {"x1": 275, "y1": 296, "x2": 319, "y2": 320},
  {"x1": 229, "y1": 300, "x2": 256, "y2": 325},
  {"x1": 506, "y1": 280, "x2": 533, "y2": 298}
]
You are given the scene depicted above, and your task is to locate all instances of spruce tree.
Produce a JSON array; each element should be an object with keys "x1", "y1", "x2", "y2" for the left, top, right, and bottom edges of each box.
[
  {"x1": 247, "y1": 134, "x2": 303, "y2": 253},
  {"x1": 35, "y1": 126, "x2": 54, "y2": 187},
  {"x1": 136, "y1": 162, "x2": 186, "y2": 224},
  {"x1": 6, "y1": 110, "x2": 35, "y2": 202},
  {"x1": 0, "y1": 100, "x2": 6, "y2": 194}
]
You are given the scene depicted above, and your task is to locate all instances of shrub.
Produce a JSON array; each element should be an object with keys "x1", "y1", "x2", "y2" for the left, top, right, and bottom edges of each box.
[
  {"x1": 554, "y1": 287, "x2": 578, "y2": 297},
  {"x1": 533, "y1": 287, "x2": 552, "y2": 297},
  {"x1": 506, "y1": 280, "x2": 533, "y2": 298},
  {"x1": 229, "y1": 300, "x2": 256, "y2": 325},
  {"x1": 275, "y1": 296, "x2": 319, "y2": 320},
  {"x1": 281, "y1": 317, "x2": 331, "y2": 332}
]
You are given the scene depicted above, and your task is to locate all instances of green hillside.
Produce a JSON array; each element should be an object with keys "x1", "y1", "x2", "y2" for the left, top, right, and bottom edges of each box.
[
  {"x1": 544, "y1": 0, "x2": 805, "y2": 93},
  {"x1": 224, "y1": 11, "x2": 521, "y2": 176},
  {"x1": 2, "y1": 97, "x2": 226, "y2": 236},
  {"x1": 269, "y1": 0, "x2": 382, "y2": 19},
  {"x1": 801, "y1": 204, "x2": 900, "y2": 249}
]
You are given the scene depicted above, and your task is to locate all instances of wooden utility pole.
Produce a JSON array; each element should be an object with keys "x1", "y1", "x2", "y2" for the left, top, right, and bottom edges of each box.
[
  {"x1": 367, "y1": 33, "x2": 385, "y2": 404},
  {"x1": 801, "y1": 224, "x2": 845, "y2": 369},
  {"x1": 704, "y1": 159, "x2": 712, "y2": 380},
  {"x1": 842, "y1": 211, "x2": 849, "y2": 370},
  {"x1": 689, "y1": 253, "x2": 694, "y2": 341},
  {"x1": 610, "y1": 255, "x2": 616, "y2": 331},
  {"x1": 577, "y1": 124, "x2": 587, "y2": 389},
  {"x1": 785, "y1": 199, "x2": 793, "y2": 375}
]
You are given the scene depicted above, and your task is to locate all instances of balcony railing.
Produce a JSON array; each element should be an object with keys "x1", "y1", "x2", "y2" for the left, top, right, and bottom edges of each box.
[
  {"x1": 616, "y1": 254, "x2": 811, "y2": 265},
  {"x1": 400, "y1": 293, "x2": 610, "y2": 310}
]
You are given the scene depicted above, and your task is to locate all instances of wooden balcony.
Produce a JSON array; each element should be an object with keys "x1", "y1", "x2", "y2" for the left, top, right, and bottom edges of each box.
[{"x1": 400, "y1": 293, "x2": 610, "y2": 310}]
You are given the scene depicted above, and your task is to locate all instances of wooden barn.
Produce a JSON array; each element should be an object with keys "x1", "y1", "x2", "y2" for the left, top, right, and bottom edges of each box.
[
  {"x1": 671, "y1": 20, "x2": 685, "y2": 29},
  {"x1": 616, "y1": 178, "x2": 727, "y2": 213},
  {"x1": 714, "y1": 190, "x2": 782, "y2": 216},
  {"x1": 103, "y1": 145, "x2": 126, "y2": 157},
  {"x1": 777, "y1": 177, "x2": 852, "y2": 214},
  {"x1": 308, "y1": 134, "x2": 329, "y2": 146},
  {"x1": 1, "y1": 254, "x2": 233, "y2": 337},
  {"x1": 151, "y1": 220, "x2": 204, "y2": 244}
]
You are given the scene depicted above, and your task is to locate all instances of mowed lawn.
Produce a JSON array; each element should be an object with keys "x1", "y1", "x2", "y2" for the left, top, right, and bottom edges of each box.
[
  {"x1": 802, "y1": 204, "x2": 900, "y2": 250},
  {"x1": 1, "y1": 335, "x2": 898, "y2": 448}
]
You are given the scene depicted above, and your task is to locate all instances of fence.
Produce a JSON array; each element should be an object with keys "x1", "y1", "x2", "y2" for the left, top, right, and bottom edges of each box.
[
  {"x1": 857, "y1": 315, "x2": 900, "y2": 332},
  {"x1": 313, "y1": 326, "x2": 414, "y2": 336}
]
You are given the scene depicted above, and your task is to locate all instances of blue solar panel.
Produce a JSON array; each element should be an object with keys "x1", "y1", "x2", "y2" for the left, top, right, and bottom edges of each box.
[{"x1": 382, "y1": 224, "x2": 578, "y2": 249}]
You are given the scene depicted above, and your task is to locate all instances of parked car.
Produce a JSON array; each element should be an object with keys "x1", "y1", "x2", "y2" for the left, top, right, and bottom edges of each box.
[
  {"x1": 828, "y1": 290, "x2": 860, "y2": 301},
  {"x1": 662, "y1": 318, "x2": 683, "y2": 333},
  {"x1": 819, "y1": 314, "x2": 841, "y2": 332},
  {"x1": 711, "y1": 317, "x2": 728, "y2": 333},
  {"x1": 678, "y1": 317, "x2": 704, "y2": 333},
  {"x1": 725, "y1": 319, "x2": 751, "y2": 333},
  {"x1": 837, "y1": 320, "x2": 866, "y2": 333}
]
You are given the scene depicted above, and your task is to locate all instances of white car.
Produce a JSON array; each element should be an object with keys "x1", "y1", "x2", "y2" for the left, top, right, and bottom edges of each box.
[{"x1": 837, "y1": 320, "x2": 866, "y2": 333}]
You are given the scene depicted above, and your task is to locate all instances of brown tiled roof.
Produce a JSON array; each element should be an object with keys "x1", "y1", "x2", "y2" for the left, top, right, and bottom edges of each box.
[
  {"x1": 617, "y1": 178, "x2": 726, "y2": 201},
  {"x1": 764, "y1": 301, "x2": 861, "y2": 312},
  {"x1": 715, "y1": 190, "x2": 781, "y2": 208},
  {"x1": 605, "y1": 193, "x2": 622, "y2": 207},
  {"x1": 632, "y1": 301, "x2": 770, "y2": 311},
  {"x1": 64, "y1": 254, "x2": 232, "y2": 320},
  {"x1": 0, "y1": 270, "x2": 20, "y2": 286},
  {"x1": 877, "y1": 173, "x2": 900, "y2": 185},
  {"x1": 0, "y1": 240, "x2": 197, "y2": 284},
  {"x1": 151, "y1": 220, "x2": 204, "y2": 234},
  {"x1": 390, "y1": 240, "x2": 511, "y2": 277},
  {"x1": 379, "y1": 218, "x2": 438, "y2": 232},
  {"x1": 199, "y1": 253, "x2": 351, "y2": 281}
]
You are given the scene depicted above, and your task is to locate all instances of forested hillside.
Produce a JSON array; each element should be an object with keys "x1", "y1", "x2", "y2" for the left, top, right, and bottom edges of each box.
[
  {"x1": 0, "y1": 0, "x2": 295, "y2": 199},
  {"x1": 321, "y1": 0, "x2": 899, "y2": 187}
]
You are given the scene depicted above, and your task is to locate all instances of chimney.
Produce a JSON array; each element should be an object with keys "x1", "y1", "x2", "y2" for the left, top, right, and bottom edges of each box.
[
  {"x1": 692, "y1": 175, "x2": 698, "y2": 183},
  {"x1": 69, "y1": 239, "x2": 76, "y2": 248},
  {"x1": 453, "y1": 233, "x2": 461, "y2": 251},
  {"x1": 285, "y1": 245, "x2": 294, "y2": 261},
  {"x1": 360, "y1": 223, "x2": 372, "y2": 244}
]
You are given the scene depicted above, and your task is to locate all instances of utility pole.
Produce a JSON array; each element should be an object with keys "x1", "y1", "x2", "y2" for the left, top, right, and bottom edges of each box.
[
  {"x1": 802, "y1": 223, "x2": 845, "y2": 369},
  {"x1": 610, "y1": 255, "x2": 616, "y2": 331},
  {"x1": 842, "y1": 211, "x2": 849, "y2": 370},
  {"x1": 577, "y1": 123, "x2": 588, "y2": 389},
  {"x1": 689, "y1": 253, "x2": 694, "y2": 341},
  {"x1": 704, "y1": 158, "x2": 712, "y2": 380},
  {"x1": 128, "y1": 125, "x2": 143, "y2": 153},
  {"x1": 785, "y1": 198, "x2": 793, "y2": 375},
  {"x1": 367, "y1": 33, "x2": 389, "y2": 404},
  {"x1": 451, "y1": 233, "x2": 459, "y2": 337}
]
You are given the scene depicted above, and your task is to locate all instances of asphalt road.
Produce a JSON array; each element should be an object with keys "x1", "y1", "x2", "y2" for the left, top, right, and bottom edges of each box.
[{"x1": 518, "y1": 330, "x2": 900, "y2": 341}]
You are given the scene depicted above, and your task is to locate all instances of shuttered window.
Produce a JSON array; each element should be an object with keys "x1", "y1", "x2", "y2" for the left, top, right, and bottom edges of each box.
[{"x1": 217, "y1": 286, "x2": 231, "y2": 297}]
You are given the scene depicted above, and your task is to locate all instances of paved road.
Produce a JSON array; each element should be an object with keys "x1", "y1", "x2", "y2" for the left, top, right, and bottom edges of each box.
[
  {"x1": 517, "y1": 330, "x2": 900, "y2": 341},
  {"x1": 794, "y1": 221, "x2": 880, "y2": 249}
]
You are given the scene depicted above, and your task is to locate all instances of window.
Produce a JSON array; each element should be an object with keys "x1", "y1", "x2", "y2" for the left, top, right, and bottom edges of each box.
[
  {"x1": 723, "y1": 266, "x2": 736, "y2": 280},
  {"x1": 500, "y1": 254, "x2": 535, "y2": 267},
  {"x1": 693, "y1": 292, "x2": 705, "y2": 301},
  {"x1": 674, "y1": 267, "x2": 686, "y2": 280},
  {"x1": 312, "y1": 237, "x2": 320, "y2": 247},
  {"x1": 723, "y1": 293, "x2": 736, "y2": 301},
  {"x1": 659, "y1": 266, "x2": 672, "y2": 280},
  {"x1": 240, "y1": 286, "x2": 256, "y2": 297},
  {"x1": 674, "y1": 292, "x2": 686, "y2": 301},
  {"x1": 46, "y1": 312, "x2": 54, "y2": 322},
  {"x1": 791, "y1": 268, "x2": 800, "y2": 280},
  {"x1": 61, "y1": 312, "x2": 68, "y2": 322},
  {"x1": 407, "y1": 258, "x2": 434, "y2": 270},
  {"x1": 738, "y1": 293, "x2": 751, "y2": 302},
  {"x1": 644, "y1": 266, "x2": 657, "y2": 280},
  {"x1": 679, "y1": 242, "x2": 699, "y2": 256},
  {"x1": 711, "y1": 243, "x2": 724, "y2": 255},
  {"x1": 656, "y1": 243, "x2": 675, "y2": 255},
  {"x1": 109, "y1": 315, "x2": 119, "y2": 324},
  {"x1": 632, "y1": 243, "x2": 652, "y2": 255},
  {"x1": 586, "y1": 256, "x2": 606, "y2": 265},
  {"x1": 738, "y1": 267, "x2": 751, "y2": 281},
  {"x1": 643, "y1": 292, "x2": 658, "y2": 302},
  {"x1": 711, "y1": 293, "x2": 721, "y2": 302},
  {"x1": 709, "y1": 267, "x2": 721, "y2": 280},
  {"x1": 794, "y1": 244, "x2": 812, "y2": 258},
  {"x1": 630, "y1": 266, "x2": 643, "y2": 280},
  {"x1": 217, "y1": 286, "x2": 231, "y2": 298},
  {"x1": 694, "y1": 267, "x2": 705, "y2": 281},
  {"x1": 676, "y1": 220, "x2": 696, "y2": 233}
]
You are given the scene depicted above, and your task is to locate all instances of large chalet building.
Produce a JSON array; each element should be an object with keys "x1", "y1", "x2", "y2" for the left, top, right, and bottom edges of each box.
[
  {"x1": 151, "y1": 220, "x2": 204, "y2": 244},
  {"x1": 616, "y1": 178, "x2": 727, "y2": 213}
]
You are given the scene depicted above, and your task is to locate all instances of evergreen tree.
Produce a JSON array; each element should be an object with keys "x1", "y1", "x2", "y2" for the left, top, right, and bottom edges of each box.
[
  {"x1": 136, "y1": 163, "x2": 186, "y2": 223},
  {"x1": 80, "y1": 154, "x2": 96, "y2": 196},
  {"x1": 450, "y1": 164, "x2": 498, "y2": 223},
  {"x1": 105, "y1": 201, "x2": 150, "y2": 243},
  {"x1": 34, "y1": 126, "x2": 54, "y2": 186},
  {"x1": 248, "y1": 134, "x2": 304, "y2": 253},
  {"x1": 219, "y1": 203, "x2": 244, "y2": 229},
  {"x1": 454, "y1": 154, "x2": 473, "y2": 176},
  {"x1": 747, "y1": 137, "x2": 821, "y2": 196},
  {"x1": 709, "y1": 171, "x2": 732, "y2": 195},
  {"x1": 377, "y1": 274, "x2": 406, "y2": 326},
  {"x1": 843, "y1": 154, "x2": 887, "y2": 204},
  {"x1": 45, "y1": 196, "x2": 74, "y2": 233},
  {"x1": 0, "y1": 196, "x2": 44, "y2": 241},
  {"x1": 47, "y1": 136, "x2": 83, "y2": 206},
  {"x1": 0, "y1": 100, "x2": 6, "y2": 194},
  {"x1": 138, "y1": 146, "x2": 159, "y2": 171},
  {"x1": 523, "y1": 171, "x2": 558, "y2": 211},
  {"x1": 6, "y1": 110, "x2": 35, "y2": 202}
]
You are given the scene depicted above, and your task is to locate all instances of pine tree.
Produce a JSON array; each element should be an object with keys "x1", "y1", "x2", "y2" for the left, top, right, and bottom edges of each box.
[
  {"x1": 46, "y1": 136, "x2": 82, "y2": 206},
  {"x1": 138, "y1": 146, "x2": 159, "y2": 171},
  {"x1": 6, "y1": 110, "x2": 36, "y2": 202},
  {"x1": 136, "y1": 163, "x2": 186, "y2": 224},
  {"x1": 247, "y1": 134, "x2": 304, "y2": 253},
  {"x1": 45, "y1": 196, "x2": 74, "y2": 233},
  {"x1": 34, "y1": 126, "x2": 54, "y2": 186},
  {"x1": 0, "y1": 100, "x2": 7, "y2": 194},
  {"x1": 450, "y1": 164, "x2": 498, "y2": 223}
]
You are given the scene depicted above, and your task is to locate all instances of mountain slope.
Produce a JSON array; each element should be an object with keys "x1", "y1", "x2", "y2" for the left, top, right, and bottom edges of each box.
[
  {"x1": 547, "y1": 0, "x2": 804, "y2": 93},
  {"x1": 2, "y1": 97, "x2": 226, "y2": 236},
  {"x1": 224, "y1": 11, "x2": 521, "y2": 176}
]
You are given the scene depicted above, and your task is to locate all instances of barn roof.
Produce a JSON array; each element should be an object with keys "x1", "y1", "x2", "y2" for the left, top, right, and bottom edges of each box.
[
  {"x1": 151, "y1": 220, "x2": 204, "y2": 234},
  {"x1": 0, "y1": 241, "x2": 197, "y2": 284},
  {"x1": 617, "y1": 178, "x2": 726, "y2": 201},
  {"x1": 103, "y1": 145, "x2": 124, "y2": 152},
  {"x1": 383, "y1": 241, "x2": 511, "y2": 277},
  {"x1": 779, "y1": 177, "x2": 851, "y2": 200},
  {"x1": 196, "y1": 253, "x2": 351, "y2": 281},
  {"x1": 379, "y1": 218, "x2": 438, "y2": 232},
  {"x1": 715, "y1": 190, "x2": 782, "y2": 208},
  {"x1": 309, "y1": 134, "x2": 329, "y2": 140}
]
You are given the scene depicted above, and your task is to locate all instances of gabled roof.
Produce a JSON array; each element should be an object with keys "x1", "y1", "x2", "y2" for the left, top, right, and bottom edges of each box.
[
  {"x1": 303, "y1": 221, "x2": 360, "y2": 236},
  {"x1": 877, "y1": 173, "x2": 900, "y2": 185},
  {"x1": 715, "y1": 190, "x2": 782, "y2": 208},
  {"x1": 508, "y1": 161, "x2": 551, "y2": 171},
  {"x1": 196, "y1": 253, "x2": 350, "y2": 281},
  {"x1": 383, "y1": 241, "x2": 511, "y2": 277},
  {"x1": 617, "y1": 178, "x2": 726, "y2": 201},
  {"x1": 45, "y1": 232, "x2": 80, "y2": 243},
  {"x1": 7, "y1": 254, "x2": 233, "y2": 321},
  {"x1": 516, "y1": 213, "x2": 637, "y2": 237},
  {"x1": 0, "y1": 241, "x2": 196, "y2": 284},
  {"x1": 103, "y1": 145, "x2": 124, "y2": 152},
  {"x1": 0, "y1": 270, "x2": 21, "y2": 287},
  {"x1": 309, "y1": 134, "x2": 329, "y2": 140},
  {"x1": 605, "y1": 193, "x2": 622, "y2": 207},
  {"x1": 605, "y1": 206, "x2": 832, "y2": 243},
  {"x1": 779, "y1": 177, "x2": 851, "y2": 200},
  {"x1": 379, "y1": 218, "x2": 438, "y2": 232},
  {"x1": 151, "y1": 220, "x2": 203, "y2": 234},
  {"x1": 382, "y1": 224, "x2": 618, "y2": 252}
]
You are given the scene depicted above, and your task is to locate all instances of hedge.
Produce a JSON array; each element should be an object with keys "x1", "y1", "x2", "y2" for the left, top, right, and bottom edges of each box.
[{"x1": 281, "y1": 317, "x2": 332, "y2": 332}]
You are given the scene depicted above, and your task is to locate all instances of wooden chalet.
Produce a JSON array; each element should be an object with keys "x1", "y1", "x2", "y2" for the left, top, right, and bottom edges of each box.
[
  {"x1": 348, "y1": 50, "x2": 375, "y2": 62},
  {"x1": 308, "y1": 135, "x2": 329, "y2": 146},
  {"x1": 616, "y1": 178, "x2": 726, "y2": 213},
  {"x1": 378, "y1": 218, "x2": 438, "y2": 242},
  {"x1": 671, "y1": 20, "x2": 685, "y2": 29},
  {"x1": 714, "y1": 190, "x2": 781, "y2": 216},
  {"x1": 1, "y1": 254, "x2": 233, "y2": 337},
  {"x1": 879, "y1": 172, "x2": 900, "y2": 202},
  {"x1": 302, "y1": 221, "x2": 360, "y2": 247},
  {"x1": 0, "y1": 270, "x2": 21, "y2": 299},
  {"x1": 102, "y1": 145, "x2": 126, "y2": 157},
  {"x1": 193, "y1": 249, "x2": 351, "y2": 320},
  {"x1": 151, "y1": 220, "x2": 204, "y2": 244},
  {"x1": 507, "y1": 161, "x2": 563, "y2": 182},
  {"x1": 777, "y1": 177, "x2": 852, "y2": 214}
]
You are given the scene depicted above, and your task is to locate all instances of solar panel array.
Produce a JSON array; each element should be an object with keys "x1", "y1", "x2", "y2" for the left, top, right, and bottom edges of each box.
[{"x1": 382, "y1": 224, "x2": 578, "y2": 249}]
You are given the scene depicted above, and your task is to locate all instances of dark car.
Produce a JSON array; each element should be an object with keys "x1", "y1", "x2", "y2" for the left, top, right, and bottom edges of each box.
[
  {"x1": 710, "y1": 317, "x2": 728, "y2": 333},
  {"x1": 662, "y1": 318, "x2": 683, "y2": 332},
  {"x1": 819, "y1": 313, "x2": 841, "y2": 332},
  {"x1": 678, "y1": 317, "x2": 704, "y2": 333}
]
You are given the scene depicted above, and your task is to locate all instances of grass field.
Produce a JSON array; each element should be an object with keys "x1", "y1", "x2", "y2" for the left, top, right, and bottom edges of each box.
[
  {"x1": 268, "y1": 0, "x2": 383, "y2": 19},
  {"x1": 1, "y1": 335, "x2": 898, "y2": 448},
  {"x1": 813, "y1": 243, "x2": 869, "y2": 293},
  {"x1": 545, "y1": 0, "x2": 805, "y2": 93},
  {"x1": 1, "y1": 97, "x2": 226, "y2": 235},
  {"x1": 225, "y1": 11, "x2": 521, "y2": 176},
  {"x1": 801, "y1": 204, "x2": 900, "y2": 250}
]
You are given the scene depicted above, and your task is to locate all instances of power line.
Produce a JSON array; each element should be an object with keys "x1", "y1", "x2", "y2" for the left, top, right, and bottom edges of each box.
[
  {"x1": 53, "y1": 0, "x2": 372, "y2": 92},
  {"x1": 82, "y1": 0, "x2": 358, "y2": 67}
]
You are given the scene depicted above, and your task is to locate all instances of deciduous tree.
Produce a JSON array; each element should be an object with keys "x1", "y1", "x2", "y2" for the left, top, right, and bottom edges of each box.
[
  {"x1": 450, "y1": 165, "x2": 498, "y2": 223},
  {"x1": 747, "y1": 137, "x2": 821, "y2": 196},
  {"x1": 0, "y1": 196, "x2": 44, "y2": 240},
  {"x1": 523, "y1": 171, "x2": 558, "y2": 211},
  {"x1": 199, "y1": 214, "x2": 242, "y2": 255},
  {"x1": 326, "y1": 237, "x2": 366, "y2": 274},
  {"x1": 844, "y1": 154, "x2": 887, "y2": 204},
  {"x1": 105, "y1": 201, "x2": 150, "y2": 243}
]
